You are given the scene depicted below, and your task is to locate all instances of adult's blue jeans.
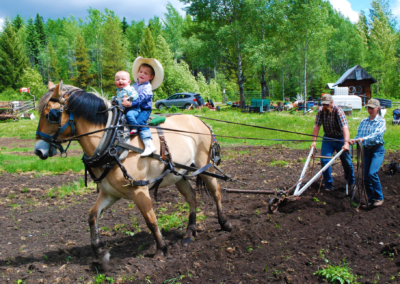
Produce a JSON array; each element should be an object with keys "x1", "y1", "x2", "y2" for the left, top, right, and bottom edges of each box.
[
  {"x1": 363, "y1": 144, "x2": 385, "y2": 202},
  {"x1": 125, "y1": 108, "x2": 140, "y2": 130},
  {"x1": 136, "y1": 110, "x2": 152, "y2": 141},
  {"x1": 320, "y1": 135, "x2": 355, "y2": 189}
]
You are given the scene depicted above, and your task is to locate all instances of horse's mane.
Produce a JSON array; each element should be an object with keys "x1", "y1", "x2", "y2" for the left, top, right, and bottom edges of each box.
[{"x1": 38, "y1": 85, "x2": 111, "y2": 126}]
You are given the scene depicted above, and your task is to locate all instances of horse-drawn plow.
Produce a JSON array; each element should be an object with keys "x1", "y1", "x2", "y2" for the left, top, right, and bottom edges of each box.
[{"x1": 224, "y1": 147, "x2": 351, "y2": 213}]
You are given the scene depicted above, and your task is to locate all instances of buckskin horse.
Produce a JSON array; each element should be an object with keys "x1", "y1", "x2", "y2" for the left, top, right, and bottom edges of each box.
[{"x1": 34, "y1": 81, "x2": 232, "y2": 267}]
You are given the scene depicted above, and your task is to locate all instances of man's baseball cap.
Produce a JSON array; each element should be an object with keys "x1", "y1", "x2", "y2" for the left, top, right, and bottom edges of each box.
[
  {"x1": 366, "y1": 99, "x2": 380, "y2": 108},
  {"x1": 321, "y1": 94, "x2": 333, "y2": 105}
]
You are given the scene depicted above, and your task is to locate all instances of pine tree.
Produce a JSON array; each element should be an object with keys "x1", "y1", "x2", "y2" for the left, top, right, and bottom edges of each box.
[
  {"x1": 71, "y1": 35, "x2": 93, "y2": 89},
  {"x1": 48, "y1": 44, "x2": 60, "y2": 82},
  {"x1": 121, "y1": 17, "x2": 129, "y2": 34},
  {"x1": 12, "y1": 14, "x2": 24, "y2": 31},
  {"x1": 0, "y1": 20, "x2": 29, "y2": 91},
  {"x1": 26, "y1": 18, "x2": 40, "y2": 66},
  {"x1": 101, "y1": 14, "x2": 127, "y2": 93},
  {"x1": 139, "y1": 28, "x2": 156, "y2": 58},
  {"x1": 34, "y1": 13, "x2": 47, "y2": 46}
]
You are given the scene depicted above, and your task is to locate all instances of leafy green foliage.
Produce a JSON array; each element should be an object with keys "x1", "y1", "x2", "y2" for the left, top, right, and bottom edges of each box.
[
  {"x1": 314, "y1": 260, "x2": 359, "y2": 284},
  {"x1": 139, "y1": 28, "x2": 156, "y2": 58},
  {"x1": 19, "y1": 67, "x2": 47, "y2": 99}
]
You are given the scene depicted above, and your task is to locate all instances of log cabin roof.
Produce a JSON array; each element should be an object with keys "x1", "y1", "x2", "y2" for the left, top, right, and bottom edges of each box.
[{"x1": 332, "y1": 65, "x2": 377, "y2": 87}]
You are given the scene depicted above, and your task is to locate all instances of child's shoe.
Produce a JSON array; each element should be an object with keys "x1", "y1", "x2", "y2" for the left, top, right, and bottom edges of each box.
[
  {"x1": 130, "y1": 129, "x2": 137, "y2": 135},
  {"x1": 141, "y1": 138, "x2": 156, "y2": 157}
]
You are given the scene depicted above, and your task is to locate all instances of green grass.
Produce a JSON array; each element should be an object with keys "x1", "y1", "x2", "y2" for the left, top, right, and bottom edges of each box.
[
  {"x1": 157, "y1": 202, "x2": 207, "y2": 232},
  {"x1": 0, "y1": 153, "x2": 84, "y2": 173},
  {"x1": 0, "y1": 110, "x2": 40, "y2": 139},
  {"x1": 47, "y1": 178, "x2": 95, "y2": 198}
]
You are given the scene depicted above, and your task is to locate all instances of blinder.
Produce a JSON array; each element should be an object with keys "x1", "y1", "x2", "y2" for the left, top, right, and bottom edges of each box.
[
  {"x1": 45, "y1": 107, "x2": 63, "y2": 124},
  {"x1": 36, "y1": 96, "x2": 75, "y2": 157}
]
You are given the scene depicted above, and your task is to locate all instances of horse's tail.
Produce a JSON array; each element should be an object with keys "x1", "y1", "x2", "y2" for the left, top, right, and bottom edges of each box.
[{"x1": 196, "y1": 175, "x2": 211, "y2": 198}]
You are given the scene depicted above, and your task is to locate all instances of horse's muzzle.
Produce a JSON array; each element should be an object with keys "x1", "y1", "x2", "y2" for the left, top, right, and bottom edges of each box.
[{"x1": 34, "y1": 140, "x2": 57, "y2": 160}]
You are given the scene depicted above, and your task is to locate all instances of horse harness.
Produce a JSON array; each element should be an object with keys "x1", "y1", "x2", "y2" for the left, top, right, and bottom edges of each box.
[
  {"x1": 37, "y1": 89, "x2": 230, "y2": 199},
  {"x1": 80, "y1": 108, "x2": 230, "y2": 200}
]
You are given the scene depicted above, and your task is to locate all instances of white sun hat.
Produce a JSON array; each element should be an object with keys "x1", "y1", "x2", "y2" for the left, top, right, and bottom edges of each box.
[{"x1": 132, "y1": 57, "x2": 164, "y2": 90}]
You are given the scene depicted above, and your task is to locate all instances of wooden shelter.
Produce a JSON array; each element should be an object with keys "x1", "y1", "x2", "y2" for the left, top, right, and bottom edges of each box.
[{"x1": 332, "y1": 65, "x2": 377, "y2": 102}]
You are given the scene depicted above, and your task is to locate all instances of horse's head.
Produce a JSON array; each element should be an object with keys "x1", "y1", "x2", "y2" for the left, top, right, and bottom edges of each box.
[{"x1": 34, "y1": 81, "x2": 77, "y2": 160}]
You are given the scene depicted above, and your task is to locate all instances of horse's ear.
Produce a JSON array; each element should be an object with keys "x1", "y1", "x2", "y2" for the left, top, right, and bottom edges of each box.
[
  {"x1": 48, "y1": 81, "x2": 55, "y2": 90},
  {"x1": 51, "y1": 80, "x2": 64, "y2": 101}
]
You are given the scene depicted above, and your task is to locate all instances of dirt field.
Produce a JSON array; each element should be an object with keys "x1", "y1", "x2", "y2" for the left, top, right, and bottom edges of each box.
[{"x1": 1, "y1": 138, "x2": 400, "y2": 283}]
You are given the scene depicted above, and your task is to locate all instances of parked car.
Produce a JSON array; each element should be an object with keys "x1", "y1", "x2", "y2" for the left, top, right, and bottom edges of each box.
[{"x1": 155, "y1": 93, "x2": 205, "y2": 110}]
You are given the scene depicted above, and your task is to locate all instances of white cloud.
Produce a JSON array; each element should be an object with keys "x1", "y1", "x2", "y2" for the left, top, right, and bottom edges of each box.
[
  {"x1": 328, "y1": 0, "x2": 360, "y2": 23},
  {"x1": 393, "y1": 0, "x2": 400, "y2": 19},
  {"x1": 0, "y1": 18, "x2": 4, "y2": 32}
]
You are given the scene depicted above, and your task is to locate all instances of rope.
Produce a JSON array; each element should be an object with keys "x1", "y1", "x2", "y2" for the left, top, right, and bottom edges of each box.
[
  {"x1": 193, "y1": 115, "x2": 343, "y2": 142},
  {"x1": 55, "y1": 124, "x2": 327, "y2": 144}
]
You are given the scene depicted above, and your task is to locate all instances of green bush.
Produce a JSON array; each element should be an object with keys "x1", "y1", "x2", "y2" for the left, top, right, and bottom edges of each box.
[
  {"x1": 314, "y1": 260, "x2": 358, "y2": 284},
  {"x1": 0, "y1": 88, "x2": 25, "y2": 101},
  {"x1": 19, "y1": 67, "x2": 47, "y2": 100},
  {"x1": 168, "y1": 105, "x2": 179, "y2": 113}
]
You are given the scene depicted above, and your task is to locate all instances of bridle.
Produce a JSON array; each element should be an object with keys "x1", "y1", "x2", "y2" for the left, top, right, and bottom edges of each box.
[{"x1": 36, "y1": 93, "x2": 76, "y2": 157}]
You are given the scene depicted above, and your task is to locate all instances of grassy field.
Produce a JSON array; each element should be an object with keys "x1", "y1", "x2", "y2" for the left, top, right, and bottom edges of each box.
[{"x1": 0, "y1": 106, "x2": 398, "y2": 175}]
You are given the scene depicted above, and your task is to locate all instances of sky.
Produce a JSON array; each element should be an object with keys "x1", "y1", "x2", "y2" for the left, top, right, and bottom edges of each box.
[{"x1": 0, "y1": 0, "x2": 400, "y2": 31}]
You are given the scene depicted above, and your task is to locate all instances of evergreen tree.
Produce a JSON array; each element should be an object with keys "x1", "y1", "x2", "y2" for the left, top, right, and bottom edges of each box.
[
  {"x1": 34, "y1": 13, "x2": 47, "y2": 46},
  {"x1": 12, "y1": 14, "x2": 24, "y2": 31},
  {"x1": 139, "y1": 28, "x2": 156, "y2": 58},
  {"x1": 26, "y1": 17, "x2": 40, "y2": 66},
  {"x1": 121, "y1": 17, "x2": 129, "y2": 34},
  {"x1": 0, "y1": 20, "x2": 29, "y2": 91},
  {"x1": 71, "y1": 34, "x2": 93, "y2": 89},
  {"x1": 48, "y1": 44, "x2": 60, "y2": 82},
  {"x1": 101, "y1": 14, "x2": 127, "y2": 93}
]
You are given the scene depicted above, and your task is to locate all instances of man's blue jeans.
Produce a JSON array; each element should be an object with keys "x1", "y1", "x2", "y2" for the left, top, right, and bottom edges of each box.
[
  {"x1": 363, "y1": 144, "x2": 385, "y2": 202},
  {"x1": 321, "y1": 135, "x2": 355, "y2": 189},
  {"x1": 136, "y1": 110, "x2": 152, "y2": 141}
]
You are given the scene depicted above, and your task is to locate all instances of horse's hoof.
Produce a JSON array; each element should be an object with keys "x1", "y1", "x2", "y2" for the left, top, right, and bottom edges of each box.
[
  {"x1": 154, "y1": 253, "x2": 165, "y2": 261},
  {"x1": 221, "y1": 221, "x2": 232, "y2": 232},
  {"x1": 154, "y1": 247, "x2": 167, "y2": 260},
  {"x1": 182, "y1": 237, "x2": 194, "y2": 246}
]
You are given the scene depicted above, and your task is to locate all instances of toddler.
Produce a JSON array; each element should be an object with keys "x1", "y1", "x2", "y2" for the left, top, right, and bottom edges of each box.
[{"x1": 114, "y1": 71, "x2": 140, "y2": 134}]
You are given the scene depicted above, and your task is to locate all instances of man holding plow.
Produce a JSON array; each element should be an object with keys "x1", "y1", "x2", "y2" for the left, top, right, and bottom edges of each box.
[{"x1": 310, "y1": 94, "x2": 355, "y2": 191}]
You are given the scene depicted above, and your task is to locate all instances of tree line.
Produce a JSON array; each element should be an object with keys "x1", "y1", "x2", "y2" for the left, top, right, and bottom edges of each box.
[{"x1": 0, "y1": 0, "x2": 398, "y2": 105}]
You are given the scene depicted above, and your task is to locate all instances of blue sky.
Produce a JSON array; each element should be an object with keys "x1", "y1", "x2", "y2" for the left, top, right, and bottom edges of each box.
[
  {"x1": 0, "y1": 0, "x2": 399, "y2": 29},
  {"x1": 328, "y1": 0, "x2": 399, "y2": 22}
]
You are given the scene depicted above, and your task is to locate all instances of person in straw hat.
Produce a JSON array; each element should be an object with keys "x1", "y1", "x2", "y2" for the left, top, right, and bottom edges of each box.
[
  {"x1": 128, "y1": 57, "x2": 164, "y2": 157},
  {"x1": 350, "y1": 99, "x2": 386, "y2": 209}
]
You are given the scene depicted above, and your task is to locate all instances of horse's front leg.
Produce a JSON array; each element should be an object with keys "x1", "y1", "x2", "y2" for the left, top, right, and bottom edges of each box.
[
  {"x1": 88, "y1": 186, "x2": 119, "y2": 267},
  {"x1": 129, "y1": 187, "x2": 167, "y2": 259}
]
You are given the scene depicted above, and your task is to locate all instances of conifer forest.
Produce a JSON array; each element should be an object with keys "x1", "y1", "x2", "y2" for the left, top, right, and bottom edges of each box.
[{"x1": 0, "y1": 0, "x2": 399, "y2": 103}]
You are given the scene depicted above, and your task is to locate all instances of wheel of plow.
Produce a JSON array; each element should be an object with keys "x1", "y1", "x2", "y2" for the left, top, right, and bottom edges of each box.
[{"x1": 268, "y1": 197, "x2": 280, "y2": 214}]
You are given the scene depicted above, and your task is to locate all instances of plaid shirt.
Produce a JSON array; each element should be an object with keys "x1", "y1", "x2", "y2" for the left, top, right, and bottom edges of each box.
[
  {"x1": 315, "y1": 105, "x2": 348, "y2": 138},
  {"x1": 354, "y1": 115, "x2": 386, "y2": 147}
]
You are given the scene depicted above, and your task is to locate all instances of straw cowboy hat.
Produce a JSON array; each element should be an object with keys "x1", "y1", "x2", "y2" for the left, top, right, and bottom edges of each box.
[{"x1": 132, "y1": 57, "x2": 164, "y2": 90}]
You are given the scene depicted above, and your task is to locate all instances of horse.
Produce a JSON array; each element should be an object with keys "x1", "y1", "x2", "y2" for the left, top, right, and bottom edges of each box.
[{"x1": 34, "y1": 81, "x2": 232, "y2": 267}]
